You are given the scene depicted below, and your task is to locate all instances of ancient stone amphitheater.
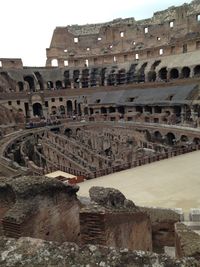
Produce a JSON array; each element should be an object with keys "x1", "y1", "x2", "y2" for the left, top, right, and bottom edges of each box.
[{"x1": 1, "y1": 1, "x2": 200, "y2": 266}]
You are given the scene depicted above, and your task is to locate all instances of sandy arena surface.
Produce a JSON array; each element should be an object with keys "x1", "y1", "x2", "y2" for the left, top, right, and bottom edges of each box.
[{"x1": 78, "y1": 151, "x2": 200, "y2": 212}]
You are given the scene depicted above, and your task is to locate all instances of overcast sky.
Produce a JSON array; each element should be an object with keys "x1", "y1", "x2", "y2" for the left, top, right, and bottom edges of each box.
[{"x1": 0, "y1": 0, "x2": 191, "y2": 66}]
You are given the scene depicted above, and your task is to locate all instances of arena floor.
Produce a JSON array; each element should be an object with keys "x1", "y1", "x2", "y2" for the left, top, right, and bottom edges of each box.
[{"x1": 78, "y1": 150, "x2": 200, "y2": 212}]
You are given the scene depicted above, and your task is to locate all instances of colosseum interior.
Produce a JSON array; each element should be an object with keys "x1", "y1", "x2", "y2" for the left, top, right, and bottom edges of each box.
[{"x1": 1, "y1": 0, "x2": 200, "y2": 266}]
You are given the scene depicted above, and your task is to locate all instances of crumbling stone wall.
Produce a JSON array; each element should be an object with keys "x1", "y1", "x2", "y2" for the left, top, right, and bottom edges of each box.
[
  {"x1": 80, "y1": 187, "x2": 152, "y2": 251},
  {"x1": 175, "y1": 222, "x2": 200, "y2": 260},
  {"x1": 0, "y1": 179, "x2": 15, "y2": 235},
  {"x1": 0, "y1": 176, "x2": 81, "y2": 243},
  {"x1": 140, "y1": 207, "x2": 180, "y2": 252},
  {"x1": 0, "y1": 236, "x2": 199, "y2": 267}
]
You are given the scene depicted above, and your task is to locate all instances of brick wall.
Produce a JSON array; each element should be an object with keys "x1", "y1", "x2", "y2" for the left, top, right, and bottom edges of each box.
[{"x1": 80, "y1": 209, "x2": 152, "y2": 251}]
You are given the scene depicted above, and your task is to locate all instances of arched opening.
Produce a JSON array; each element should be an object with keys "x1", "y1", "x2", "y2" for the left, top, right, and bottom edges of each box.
[
  {"x1": 89, "y1": 108, "x2": 94, "y2": 115},
  {"x1": 73, "y1": 70, "x2": 80, "y2": 88},
  {"x1": 144, "y1": 106, "x2": 152, "y2": 114},
  {"x1": 117, "y1": 69, "x2": 126, "y2": 84},
  {"x1": 76, "y1": 128, "x2": 81, "y2": 135},
  {"x1": 148, "y1": 71, "x2": 156, "y2": 82},
  {"x1": 78, "y1": 103, "x2": 82, "y2": 115},
  {"x1": 145, "y1": 130, "x2": 151, "y2": 142},
  {"x1": 174, "y1": 106, "x2": 181, "y2": 117},
  {"x1": 181, "y1": 67, "x2": 190, "y2": 78},
  {"x1": 24, "y1": 76, "x2": 35, "y2": 91},
  {"x1": 108, "y1": 107, "x2": 116, "y2": 113},
  {"x1": 158, "y1": 67, "x2": 167, "y2": 81},
  {"x1": 118, "y1": 106, "x2": 125, "y2": 114},
  {"x1": 100, "y1": 68, "x2": 106, "y2": 86},
  {"x1": 154, "y1": 131, "x2": 163, "y2": 142},
  {"x1": 90, "y1": 68, "x2": 98, "y2": 87},
  {"x1": 180, "y1": 135, "x2": 188, "y2": 143},
  {"x1": 84, "y1": 107, "x2": 88, "y2": 115},
  {"x1": 64, "y1": 128, "x2": 72, "y2": 138},
  {"x1": 194, "y1": 65, "x2": 200, "y2": 77},
  {"x1": 34, "y1": 72, "x2": 44, "y2": 90},
  {"x1": 137, "y1": 62, "x2": 147, "y2": 82},
  {"x1": 82, "y1": 69, "x2": 89, "y2": 88},
  {"x1": 51, "y1": 59, "x2": 58, "y2": 67},
  {"x1": 66, "y1": 100, "x2": 73, "y2": 116},
  {"x1": 55, "y1": 80, "x2": 62, "y2": 90},
  {"x1": 136, "y1": 106, "x2": 143, "y2": 113},
  {"x1": 151, "y1": 60, "x2": 161, "y2": 70},
  {"x1": 32, "y1": 103, "x2": 43, "y2": 117},
  {"x1": 51, "y1": 106, "x2": 57, "y2": 115},
  {"x1": 165, "y1": 132, "x2": 176, "y2": 145},
  {"x1": 170, "y1": 68, "x2": 179, "y2": 79},
  {"x1": 17, "y1": 81, "x2": 24, "y2": 92},
  {"x1": 59, "y1": 105, "x2": 65, "y2": 115},
  {"x1": 127, "y1": 64, "x2": 137, "y2": 83},
  {"x1": 193, "y1": 137, "x2": 200, "y2": 145},
  {"x1": 47, "y1": 81, "x2": 53, "y2": 90},
  {"x1": 154, "y1": 106, "x2": 162, "y2": 113},
  {"x1": 74, "y1": 100, "x2": 77, "y2": 114},
  {"x1": 101, "y1": 107, "x2": 107, "y2": 114},
  {"x1": 107, "y1": 69, "x2": 116, "y2": 86},
  {"x1": 64, "y1": 71, "x2": 70, "y2": 88}
]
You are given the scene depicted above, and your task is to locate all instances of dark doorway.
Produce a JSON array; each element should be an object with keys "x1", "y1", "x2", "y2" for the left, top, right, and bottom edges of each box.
[{"x1": 33, "y1": 103, "x2": 43, "y2": 117}]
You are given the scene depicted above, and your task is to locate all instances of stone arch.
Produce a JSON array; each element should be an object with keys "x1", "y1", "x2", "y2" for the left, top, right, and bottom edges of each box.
[
  {"x1": 117, "y1": 69, "x2": 126, "y2": 84},
  {"x1": 193, "y1": 137, "x2": 200, "y2": 144},
  {"x1": 148, "y1": 71, "x2": 156, "y2": 82},
  {"x1": 127, "y1": 64, "x2": 137, "y2": 83},
  {"x1": 194, "y1": 65, "x2": 200, "y2": 77},
  {"x1": 165, "y1": 132, "x2": 176, "y2": 145},
  {"x1": 34, "y1": 72, "x2": 44, "y2": 90},
  {"x1": 78, "y1": 103, "x2": 82, "y2": 115},
  {"x1": 55, "y1": 80, "x2": 62, "y2": 89},
  {"x1": 154, "y1": 131, "x2": 163, "y2": 141},
  {"x1": 137, "y1": 62, "x2": 147, "y2": 82},
  {"x1": 66, "y1": 100, "x2": 73, "y2": 116},
  {"x1": 51, "y1": 59, "x2": 58, "y2": 67},
  {"x1": 73, "y1": 70, "x2": 80, "y2": 88},
  {"x1": 100, "y1": 68, "x2": 106, "y2": 86},
  {"x1": 118, "y1": 106, "x2": 125, "y2": 115},
  {"x1": 89, "y1": 108, "x2": 94, "y2": 115},
  {"x1": 76, "y1": 128, "x2": 81, "y2": 135},
  {"x1": 17, "y1": 81, "x2": 24, "y2": 92},
  {"x1": 108, "y1": 106, "x2": 116, "y2": 113},
  {"x1": 64, "y1": 128, "x2": 72, "y2": 138},
  {"x1": 107, "y1": 69, "x2": 116, "y2": 86},
  {"x1": 101, "y1": 107, "x2": 107, "y2": 114},
  {"x1": 64, "y1": 71, "x2": 70, "y2": 88},
  {"x1": 170, "y1": 68, "x2": 179, "y2": 79},
  {"x1": 145, "y1": 130, "x2": 151, "y2": 142},
  {"x1": 59, "y1": 105, "x2": 65, "y2": 115},
  {"x1": 47, "y1": 81, "x2": 53, "y2": 90},
  {"x1": 32, "y1": 102, "x2": 43, "y2": 117},
  {"x1": 181, "y1": 67, "x2": 190, "y2": 78},
  {"x1": 74, "y1": 100, "x2": 77, "y2": 114},
  {"x1": 51, "y1": 106, "x2": 57, "y2": 115},
  {"x1": 144, "y1": 106, "x2": 152, "y2": 114},
  {"x1": 180, "y1": 135, "x2": 189, "y2": 143},
  {"x1": 158, "y1": 67, "x2": 167, "y2": 81},
  {"x1": 84, "y1": 107, "x2": 88, "y2": 115},
  {"x1": 90, "y1": 68, "x2": 98, "y2": 87},
  {"x1": 82, "y1": 69, "x2": 89, "y2": 88},
  {"x1": 24, "y1": 76, "x2": 35, "y2": 91}
]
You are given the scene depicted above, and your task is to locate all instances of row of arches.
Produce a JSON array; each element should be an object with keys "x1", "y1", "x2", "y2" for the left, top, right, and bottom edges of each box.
[
  {"x1": 9, "y1": 63, "x2": 200, "y2": 93},
  {"x1": 32, "y1": 100, "x2": 82, "y2": 117},
  {"x1": 146, "y1": 130, "x2": 200, "y2": 146}
]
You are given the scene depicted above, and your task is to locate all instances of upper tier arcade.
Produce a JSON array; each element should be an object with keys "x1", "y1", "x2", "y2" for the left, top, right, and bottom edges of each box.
[{"x1": 46, "y1": 0, "x2": 200, "y2": 69}]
